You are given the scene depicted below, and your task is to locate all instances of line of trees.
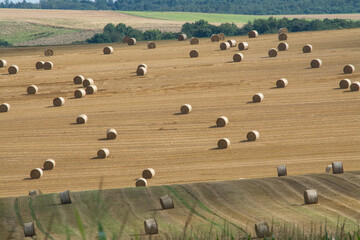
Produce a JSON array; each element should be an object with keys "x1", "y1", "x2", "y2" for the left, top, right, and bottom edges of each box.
[
  {"x1": 86, "y1": 17, "x2": 360, "y2": 44},
  {"x1": 1, "y1": 0, "x2": 360, "y2": 15}
]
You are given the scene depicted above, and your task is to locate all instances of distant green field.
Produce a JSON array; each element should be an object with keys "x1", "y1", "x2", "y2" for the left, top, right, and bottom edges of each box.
[
  {"x1": 0, "y1": 21, "x2": 79, "y2": 45},
  {"x1": 121, "y1": 11, "x2": 269, "y2": 24}
]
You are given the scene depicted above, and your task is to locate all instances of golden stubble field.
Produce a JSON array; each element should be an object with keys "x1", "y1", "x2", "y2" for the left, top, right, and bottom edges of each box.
[{"x1": 0, "y1": 28, "x2": 359, "y2": 198}]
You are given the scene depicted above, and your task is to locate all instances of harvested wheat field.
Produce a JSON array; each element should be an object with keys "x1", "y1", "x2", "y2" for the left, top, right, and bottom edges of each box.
[{"x1": 1, "y1": 28, "x2": 360, "y2": 198}]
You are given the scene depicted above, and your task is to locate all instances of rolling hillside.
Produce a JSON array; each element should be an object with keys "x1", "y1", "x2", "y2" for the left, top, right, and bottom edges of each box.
[{"x1": 2, "y1": 172, "x2": 360, "y2": 239}]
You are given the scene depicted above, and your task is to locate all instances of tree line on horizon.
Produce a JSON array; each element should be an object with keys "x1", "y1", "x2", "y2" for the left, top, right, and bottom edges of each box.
[
  {"x1": 1, "y1": 0, "x2": 360, "y2": 15},
  {"x1": 86, "y1": 17, "x2": 360, "y2": 44}
]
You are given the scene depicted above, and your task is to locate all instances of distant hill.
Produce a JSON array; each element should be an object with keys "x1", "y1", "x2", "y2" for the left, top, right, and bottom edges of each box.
[{"x1": 1, "y1": 0, "x2": 360, "y2": 15}]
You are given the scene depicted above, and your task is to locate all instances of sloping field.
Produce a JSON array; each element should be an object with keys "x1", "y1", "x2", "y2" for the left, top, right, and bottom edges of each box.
[
  {"x1": 0, "y1": 28, "x2": 360, "y2": 200},
  {"x1": 2, "y1": 172, "x2": 360, "y2": 239}
]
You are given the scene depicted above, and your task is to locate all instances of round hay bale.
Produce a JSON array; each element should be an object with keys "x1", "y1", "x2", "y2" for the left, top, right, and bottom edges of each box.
[
  {"x1": 0, "y1": 59, "x2": 7, "y2": 68},
  {"x1": 24, "y1": 222, "x2": 36, "y2": 237},
  {"x1": 343, "y1": 64, "x2": 355, "y2": 74},
  {"x1": 218, "y1": 33, "x2": 225, "y2": 40},
  {"x1": 180, "y1": 104, "x2": 192, "y2": 114},
  {"x1": 35, "y1": 61, "x2": 44, "y2": 70},
  {"x1": 255, "y1": 222, "x2": 270, "y2": 238},
  {"x1": 44, "y1": 49, "x2": 54, "y2": 56},
  {"x1": 8, "y1": 65, "x2": 19, "y2": 74},
  {"x1": 142, "y1": 168, "x2": 155, "y2": 179},
  {"x1": 147, "y1": 41, "x2": 156, "y2": 49},
  {"x1": 0, "y1": 103, "x2": 10, "y2": 112},
  {"x1": 190, "y1": 37, "x2": 199, "y2": 45},
  {"x1": 216, "y1": 116, "x2": 229, "y2": 127},
  {"x1": 238, "y1": 42, "x2": 249, "y2": 51},
  {"x1": 74, "y1": 89, "x2": 86, "y2": 98},
  {"x1": 178, "y1": 34, "x2": 187, "y2": 41},
  {"x1": 83, "y1": 78, "x2": 94, "y2": 87},
  {"x1": 43, "y1": 159, "x2": 55, "y2": 170},
  {"x1": 268, "y1": 48, "x2": 278, "y2": 57},
  {"x1": 106, "y1": 128, "x2": 117, "y2": 139},
  {"x1": 217, "y1": 138, "x2": 230, "y2": 149},
  {"x1": 247, "y1": 130, "x2": 260, "y2": 141},
  {"x1": 27, "y1": 85, "x2": 39, "y2": 94},
  {"x1": 76, "y1": 114, "x2": 88, "y2": 124},
  {"x1": 248, "y1": 30, "x2": 258, "y2": 38},
  {"x1": 325, "y1": 165, "x2": 332, "y2": 173},
  {"x1": 103, "y1": 46, "x2": 113, "y2": 54},
  {"x1": 97, "y1": 148, "x2": 110, "y2": 158},
  {"x1": 332, "y1": 161, "x2": 343, "y2": 174},
  {"x1": 160, "y1": 195, "x2": 174, "y2": 209},
  {"x1": 211, "y1": 34, "x2": 220, "y2": 42},
  {"x1": 59, "y1": 190, "x2": 72, "y2": 204},
  {"x1": 136, "y1": 178, "x2": 147, "y2": 187},
  {"x1": 252, "y1": 93, "x2": 264, "y2": 102},
  {"x1": 220, "y1": 42, "x2": 230, "y2": 50},
  {"x1": 227, "y1": 39, "x2": 237, "y2": 47},
  {"x1": 278, "y1": 27, "x2": 288, "y2": 34},
  {"x1": 44, "y1": 61, "x2": 53, "y2": 70},
  {"x1": 53, "y1": 97, "x2": 65, "y2": 107},
  {"x1": 30, "y1": 168, "x2": 43, "y2": 179},
  {"x1": 350, "y1": 81, "x2": 360, "y2": 91},
  {"x1": 73, "y1": 75, "x2": 85, "y2": 85},
  {"x1": 304, "y1": 189, "x2": 318, "y2": 204},
  {"x1": 137, "y1": 67, "x2": 147, "y2": 76},
  {"x1": 86, "y1": 85, "x2": 97, "y2": 94},
  {"x1": 278, "y1": 33, "x2": 288, "y2": 41},
  {"x1": 276, "y1": 78, "x2": 288, "y2": 88},
  {"x1": 122, "y1": 36, "x2": 130, "y2": 43},
  {"x1": 29, "y1": 189, "x2": 42, "y2": 196},
  {"x1": 233, "y1": 53, "x2": 244, "y2": 62},
  {"x1": 128, "y1": 38, "x2": 137, "y2": 45},
  {"x1": 311, "y1": 59, "x2": 322, "y2": 68},
  {"x1": 277, "y1": 165, "x2": 287, "y2": 177},
  {"x1": 278, "y1": 42, "x2": 289, "y2": 51},
  {"x1": 144, "y1": 218, "x2": 158, "y2": 234},
  {"x1": 189, "y1": 49, "x2": 199, "y2": 58},
  {"x1": 302, "y1": 44, "x2": 313, "y2": 53},
  {"x1": 138, "y1": 63, "x2": 148, "y2": 69},
  {"x1": 339, "y1": 79, "x2": 351, "y2": 89}
]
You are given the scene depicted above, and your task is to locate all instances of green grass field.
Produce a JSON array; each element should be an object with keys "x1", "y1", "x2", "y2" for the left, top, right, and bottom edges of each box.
[
  {"x1": 121, "y1": 11, "x2": 269, "y2": 24},
  {"x1": 0, "y1": 21, "x2": 79, "y2": 45}
]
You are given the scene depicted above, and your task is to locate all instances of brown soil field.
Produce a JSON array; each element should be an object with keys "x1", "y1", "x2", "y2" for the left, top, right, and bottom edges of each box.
[{"x1": 0, "y1": 28, "x2": 360, "y2": 199}]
